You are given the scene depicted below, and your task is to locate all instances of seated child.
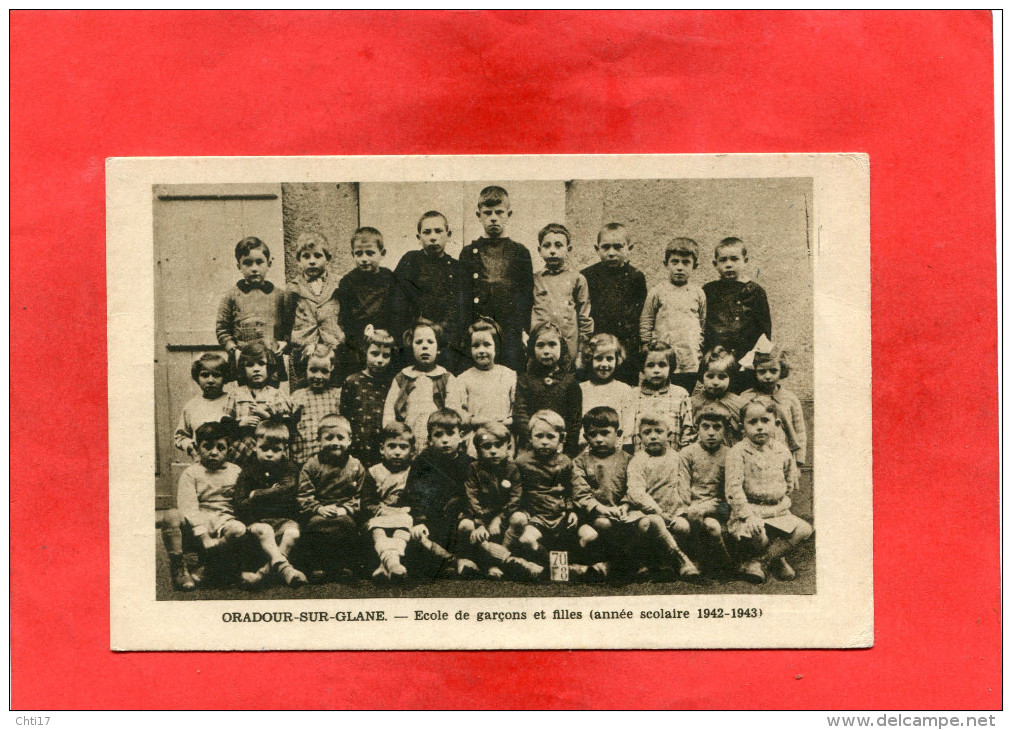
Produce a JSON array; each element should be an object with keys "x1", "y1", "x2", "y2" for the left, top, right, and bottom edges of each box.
[
  {"x1": 232, "y1": 417, "x2": 307, "y2": 587},
  {"x1": 726, "y1": 399, "x2": 814, "y2": 583},
  {"x1": 161, "y1": 421, "x2": 245, "y2": 590},
  {"x1": 630, "y1": 341, "x2": 693, "y2": 451},
  {"x1": 174, "y1": 352, "x2": 231, "y2": 460},
  {"x1": 740, "y1": 340, "x2": 807, "y2": 466},
  {"x1": 690, "y1": 346, "x2": 745, "y2": 444},
  {"x1": 679, "y1": 404, "x2": 735, "y2": 572},
  {"x1": 639, "y1": 237, "x2": 706, "y2": 393},
  {"x1": 391, "y1": 211, "x2": 464, "y2": 372},
  {"x1": 505, "y1": 410, "x2": 592, "y2": 577},
  {"x1": 403, "y1": 409, "x2": 474, "y2": 579},
  {"x1": 702, "y1": 237, "x2": 772, "y2": 391},
  {"x1": 361, "y1": 422, "x2": 415, "y2": 582},
  {"x1": 579, "y1": 333, "x2": 634, "y2": 449},
  {"x1": 530, "y1": 223, "x2": 594, "y2": 368},
  {"x1": 513, "y1": 321, "x2": 583, "y2": 457},
  {"x1": 336, "y1": 226, "x2": 396, "y2": 381},
  {"x1": 289, "y1": 344, "x2": 342, "y2": 468},
  {"x1": 287, "y1": 231, "x2": 343, "y2": 390},
  {"x1": 573, "y1": 407, "x2": 698, "y2": 579},
  {"x1": 460, "y1": 185, "x2": 534, "y2": 370},
  {"x1": 626, "y1": 413, "x2": 702, "y2": 577},
  {"x1": 297, "y1": 414, "x2": 367, "y2": 581},
  {"x1": 224, "y1": 341, "x2": 293, "y2": 466},
  {"x1": 384, "y1": 319, "x2": 457, "y2": 449},
  {"x1": 215, "y1": 236, "x2": 288, "y2": 379},
  {"x1": 340, "y1": 326, "x2": 396, "y2": 468},
  {"x1": 581, "y1": 223, "x2": 648, "y2": 386},
  {"x1": 449, "y1": 318, "x2": 516, "y2": 454},
  {"x1": 460, "y1": 423, "x2": 542, "y2": 580}
]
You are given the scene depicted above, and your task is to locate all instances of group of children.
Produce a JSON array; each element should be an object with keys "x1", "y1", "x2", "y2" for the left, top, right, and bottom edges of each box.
[{"x1": 163, "y1": 185, "x2": 812, "y2": 591}]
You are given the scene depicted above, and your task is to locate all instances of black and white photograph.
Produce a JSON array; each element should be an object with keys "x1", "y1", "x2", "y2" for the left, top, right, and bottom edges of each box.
[{"x1": 109, "y1": 154, "x2": 870, "y2": 650}]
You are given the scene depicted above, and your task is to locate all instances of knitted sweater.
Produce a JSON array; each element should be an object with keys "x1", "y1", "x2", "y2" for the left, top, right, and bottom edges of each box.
[
  {"x1": 233, "y1": 460, "x2": 300, "y2": 524},
  {"x1": 215, "y1": 279, "x2": 288, "y2": 352},
  {"x1": 297, "y1": 452, "x2": 366, "y2": 518}
]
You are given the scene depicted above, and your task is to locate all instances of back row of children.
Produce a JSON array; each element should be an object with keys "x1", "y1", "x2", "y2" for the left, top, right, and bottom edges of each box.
[
  {"x1": 164, "y1": 185, "x2": 811, "y2": 591},
  {"x1": 213, "y1": 184, "x2": 772, "y2": 385}
]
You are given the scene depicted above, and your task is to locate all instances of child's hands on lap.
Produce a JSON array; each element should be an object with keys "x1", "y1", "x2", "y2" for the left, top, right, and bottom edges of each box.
[
  {"x1": 411, "y1": 524, "x2": 429, "y2": 541},
  {"x1": 743, "y1": 514, "x2": 765, "y2": 538},
  {"x1": 471, "y1": 525, "x2": 490, "y2": 544},
  {"x1": 317, "y1": 505, "x2": 345, "y2": 519}
]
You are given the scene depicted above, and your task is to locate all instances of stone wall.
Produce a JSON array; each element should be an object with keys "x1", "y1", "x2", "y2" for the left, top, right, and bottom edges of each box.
[{"x1": 280, "y1": 177, "x2": 814, "y2": 401}]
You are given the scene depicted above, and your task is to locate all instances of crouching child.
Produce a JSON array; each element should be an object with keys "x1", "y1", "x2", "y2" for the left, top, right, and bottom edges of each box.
[
  {"x1": 574, "y1": 407, "x2": 699, "y2": 580},
  {"x1": 505, "y1": 410, "x2": 595, "y2": 579},
  {"x1": 233, "y1": 417, "x2": 307, "y2": 588},
  {"x1": 460, "y1": 423, "x2": 543, "y2": 581},
  {"x1": 679, "y1": 403, "x2": 735, "y2": 573},
  {"x1": 161, "y1": 420, "x2": 245, "y2": 590},
  {"x1": 361, "y1": 422, "x2": 415, "y2": 582},
  {"x1": 403, "y1": 409, "x2": 474, "y2": 580},
  {"x1": 297, "y1": 414, "x2": 366, "y2": 581},
  {"x1": 726, "y1": 399, "x2": 814, "y2": 583}
]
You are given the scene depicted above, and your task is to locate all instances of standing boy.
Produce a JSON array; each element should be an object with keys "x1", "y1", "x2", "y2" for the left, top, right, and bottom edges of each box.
[
  {"x1": 215, "y1": 236, "x2": 288, "y2": 376},
  {"x1": 460, "y1": 186, "x2": 534, "y2": 371},
  {"x1": 287, "y1": 231, "x2": 342, "y2": 390},
  {"x1": 702, "y1": 237, "x2": 772, "y2": 391},
  {"x1": 530, "y1": 223, "x2": 594, "y2": 368},
  {"x1": 336, "y1": 226, "x2": 397, "y2": 382},
  {"x1": 582, "y1": 223, "x2": 648, "y2": 386},
  {"x1": 391, "y1": 211, "x2": 464, "y2": 372},
  {"x1": 640, "y1": 237, "x2": 707, "y2": 393}
]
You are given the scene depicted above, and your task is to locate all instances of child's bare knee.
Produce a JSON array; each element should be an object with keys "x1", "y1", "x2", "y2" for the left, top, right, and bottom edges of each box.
[
  {"x1": 593, "y1": 516, "x2": 612, "y2": 532},
  {"x1": 249, "y1": 523, "x2": 270, "y2": 538},
  {"x1": 669, "y1": 516, "x2": 691, "y2": 538},
  {"x1": 578, "y1": 524, "x2": 599, "y2": 548},
  {"x1": 703, "y1": 517, "x2": 722, "y2": 537},
  {"x1": 509, "y1": 512, "x2": 529, "y2": 531},
  {"x1": 162, "y1": 508, "x2": 183, "y2": 529},
  {"x1": 223, "y1": 522, "x2": 247, "y2": 539},
  {"x1": 458, "y1": 519, "x2": 475, "y2": 535},
  {"x1": 793, "y1": 521, "x2": 814, "y2": 542},
  {"x1": 519, "y1": 526, "x2": 540, "y2": 548}
]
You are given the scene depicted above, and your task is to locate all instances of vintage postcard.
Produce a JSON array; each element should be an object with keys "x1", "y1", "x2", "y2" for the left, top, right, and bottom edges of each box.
[{"x1": 108, "y1": 153, "x2": 871, "y2": 650}]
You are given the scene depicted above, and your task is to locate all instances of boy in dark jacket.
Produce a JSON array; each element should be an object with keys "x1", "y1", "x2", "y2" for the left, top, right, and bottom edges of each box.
[
  {"x1": 391, "y1": 211, "x2": 464, "y2": 372},
  {"x1": 581, "y1": 223, "x2": 648, "y2": 386},
  {"x1": 459, "y1": 186, "x2": 534, "y2": 371},
  {"x1": 403, "y1": 408, "x2": 475, "y2": 579}
]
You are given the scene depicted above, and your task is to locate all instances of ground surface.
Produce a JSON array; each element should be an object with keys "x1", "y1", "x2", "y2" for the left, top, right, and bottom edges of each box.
[{"x1": 156, "y1": 536, "x2": 815, "y2": 601}]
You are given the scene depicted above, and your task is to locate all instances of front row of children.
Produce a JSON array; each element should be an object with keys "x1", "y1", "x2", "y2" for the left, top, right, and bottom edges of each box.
[{"x1": 163, "y1": 394, "x2": 813, "y2": 591}]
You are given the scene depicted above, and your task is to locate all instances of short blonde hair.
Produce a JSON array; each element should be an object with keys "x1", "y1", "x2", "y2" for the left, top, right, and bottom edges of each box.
[
  {"x1": 317, "y1": 414, "x2": 352, "y2": 438},
  {"x1": 528, "y1": 409, "x2": 566, "y2": 437},
  {"x1": 295, "y1": 231, "x2": 332, "y2": 261}
]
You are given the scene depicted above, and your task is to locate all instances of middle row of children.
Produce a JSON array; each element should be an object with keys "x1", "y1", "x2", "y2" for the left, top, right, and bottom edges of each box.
[{"x1": 178, "y1": 316, "x2": 806, "y2": 477}]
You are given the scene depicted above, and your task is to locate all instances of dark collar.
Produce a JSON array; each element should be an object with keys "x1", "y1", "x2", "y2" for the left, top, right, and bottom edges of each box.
[{"x1": 236, "y1": 279, "x2": 276, "y2": 294}]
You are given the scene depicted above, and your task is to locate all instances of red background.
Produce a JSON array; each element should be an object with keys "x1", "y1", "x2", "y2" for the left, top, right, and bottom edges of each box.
[{"x1": 10, "y1": 11, "x2": 999, "y2": 709}]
